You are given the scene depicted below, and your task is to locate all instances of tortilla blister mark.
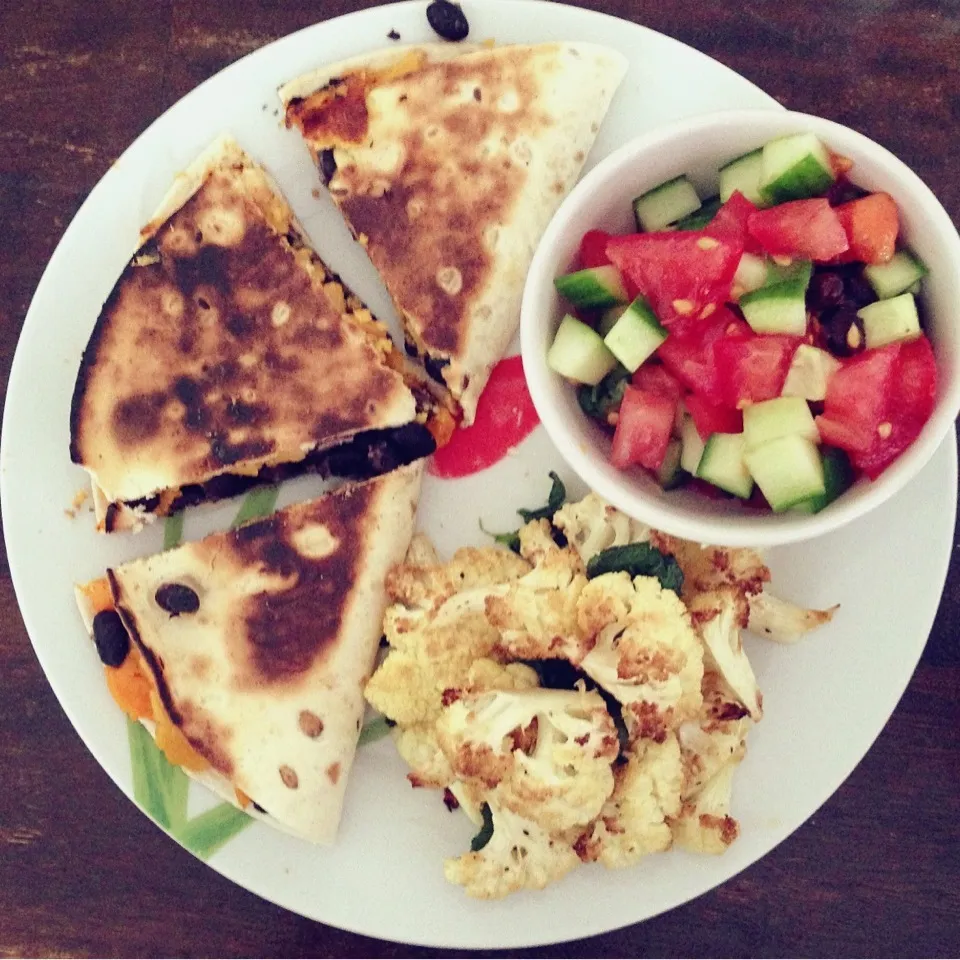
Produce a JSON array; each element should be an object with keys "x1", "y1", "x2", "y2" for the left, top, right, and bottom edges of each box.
[
  {"x1": 69, "y1": 136, "x2": 431, "y2": 533},
  {"x1": 282, "y1": 42, "x2": 628, "y2": 424},
  {"x1": 77, "y1": 463, "x2": 423, "y2": 845}
]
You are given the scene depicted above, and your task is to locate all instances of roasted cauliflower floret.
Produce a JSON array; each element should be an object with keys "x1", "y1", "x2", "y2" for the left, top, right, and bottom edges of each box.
[
  {"x1": 443, "y1": 801, "x2": 581, "y2": 899},
  {"x1": 577, "y1": 573, "x2": 704, "y2": 743},
  {"x1": 747, "y1": 590, "x2": 839, "y2": 643},
  {"x1": 554, "y1": 493, "x2": 652, "y2": 564},
  {"x1": 436, "y1": 688, "x2": 619, "y2": 833},
  {"x1": 394, "y1": 723, "x2": 454, "y2": 789},
  {"x1": 671, "y1": 759, "x2": 741, "y2": 855},
  {"x1": 577, "y1": 735, "x2": 683, "y2": 868},
  {"x1": 386, "y1": 545, "x2": 531, "y2": 611},
  {"x1": 687, "y1": 587, "x2": 762, "y2": 721},
  {"x1": 650, "y1": 533, "x2": 770, "y2": 604}
]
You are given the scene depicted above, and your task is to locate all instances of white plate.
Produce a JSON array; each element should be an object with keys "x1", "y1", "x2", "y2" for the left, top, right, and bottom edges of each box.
[{"x1": 1, "y1": 0, "x2": 954, "y2": 949}]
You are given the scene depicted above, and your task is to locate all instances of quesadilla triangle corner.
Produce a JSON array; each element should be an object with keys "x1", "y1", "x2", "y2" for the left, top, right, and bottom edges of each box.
[
  {"x1": 68, "y1": 135, "x2": 452, "y2": 534},
  {"x1": 74, "y1": 462, "x2": 423, "y2": 845},
  {"x1": 280, "y1": 41, "x2": 629, "y2": 424}
]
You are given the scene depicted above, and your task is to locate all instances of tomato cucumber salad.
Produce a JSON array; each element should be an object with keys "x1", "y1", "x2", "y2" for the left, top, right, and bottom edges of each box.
[{"x1": 548, "y1": 131, "x2": 937, "y2": 514}]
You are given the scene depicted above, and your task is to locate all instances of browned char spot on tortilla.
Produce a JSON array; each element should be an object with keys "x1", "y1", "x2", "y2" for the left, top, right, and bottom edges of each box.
[
  {"x1": 304, "y1": 49, "x2": 550, "y2": 361},
  {"x1": 70, "y1": 165, "x2": 412, "y2": 497},
  {"x1": 228, "y1": 484, "x2": 377, "y2": 686},
  {"x1": 175, "y1": 698, "x2": 237, "y2": 775}
]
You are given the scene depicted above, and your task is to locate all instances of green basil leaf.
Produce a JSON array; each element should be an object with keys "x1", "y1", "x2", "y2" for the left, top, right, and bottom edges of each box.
[
  {"x1": 517, "y1": 471, "x2": 567, "y2": 523},
  {"x1": 586, "y1": 543, "x2": 684, "y2": 595},
  {"x1": 470, "y1": 803, "x2": 494, "y2": 852}
]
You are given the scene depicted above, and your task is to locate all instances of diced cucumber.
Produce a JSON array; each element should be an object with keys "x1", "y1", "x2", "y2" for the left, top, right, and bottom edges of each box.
[
  {"x1": 781, "y1": 344, "x2": 842, "y2": 401},
  {"x1": 632, "y1": 175, "x2": 701, "y2": 232},
  {"x1": 857, "y1": 292, "x2": 921, "y2": 349},
  {"x1": 679, "y1": 415, "x2": 706, "y2": 475},
  {"x1": 674, "y1": 196, "x2": 722, "y2": 231},
  {"x1": 657, "y1": 438, "x2": 685, "y2": 489},
  {"x1": 598, "y1": 304, "x2": 627, "y2": 338},
  {"x1": 738, "y1": 260, "x2": 812, "y2": 336},
  {"x1": 554, "y1": 265, "x2": 628, "y2": 310},
  {"x1": 696, "y1": 432, "x2": 754, "y2": 499},
  {"x1": 864, "y1": 250, "x2": 929, "y2": 300},
  {"x1": 743, "y1": 396, "x2": 819, "y2": 450},
  {"x1": 791, "y1": 447, "x2": 856, "y2": 513},
  {"x1": 731, "y1": 252, "x2": 770, "y2": 299},
  {"x1": 743, "y1": 433, "x2": 825, "y2": 512},
  {"x1": 760, "y1": 132, "x2": 836, "y2": 203},
  {"x1": 602, "y1": 296, "x2": 669, "y2": 372},
  {"x1": 547, "y1": 314, "x2": 618, "y2": 385},
  {"x1": 719, "y1": 148, "x2": 770, "y2": 207}
]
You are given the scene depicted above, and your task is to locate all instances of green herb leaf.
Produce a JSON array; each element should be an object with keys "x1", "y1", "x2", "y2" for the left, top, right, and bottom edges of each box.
[
  {"x1": 231, "y1": 485, "x2": 280, "y2": 528},
  {"x1": 128, "y1": 718, "x2": 189, "y2": 832},
  {"x1": 576, "y1": 366, "x2": 630, "y2": 420},
  {"x1": 358, "y1": 715, "x2": 394, "y2": 746},
  {"x1": 471, "y1": 802, "x2": 494, "y2": 852},
  {"x1": 478, "y1": 520, "x2": 521, "y2": 554},
  {"x1": 163, "y1": 512, "x2": 185, "y2": 551},
  {"x1": 586, "y1": 543, "x2": 684, "y2": 595},
  {"x1": 517, "y1": 471, "x2": 567, "y2": 524},
  {"x1": 174, "y1": 803, "x2": 252, "y2": 861}
]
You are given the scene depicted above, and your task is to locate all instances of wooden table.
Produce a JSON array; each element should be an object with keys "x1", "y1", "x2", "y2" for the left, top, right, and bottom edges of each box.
[{"x1": 1, "y1": 0, "x2": 958, "y2": 955}]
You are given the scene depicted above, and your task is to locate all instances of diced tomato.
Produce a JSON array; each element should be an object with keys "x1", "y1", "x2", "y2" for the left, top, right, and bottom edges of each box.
[
  {"x1": 706, "y1": 191, "x2": 762, "y2": 254},
  {"x1": 631, "y1": 362, "x2": 682, "y2": 401},
  {"x1": 747, "y1": 199, "x2": 850, "y2": 262},
  {"x1": 611, "y1": 384, "x2": 678, "y2": 471},
  {"x1": 834, "y1": 193, "x2": 899, "y2": 265},
  {"x1": 579, "y1": 229, "x2": 614, "y2": 269},
  {"x1": 684, "y1": 392, "x2": 744, "y2": 440},
  {"x1": 814, "y1": 343, "x2": 900, "y2": 453},
  {"x1": 606, "y1": 230, "x2": 743, "y2": 322},
  {"x1": 714, "y1": 334, "x2": 800, "y2": 409},
  {"x1": 830, "y1": 152, "x2": 854, "y2": 177},
  {"x1": 851, "y1": 336, "x2": 937, "y2": 478},
  {"x1": 656, "y1": 307, "x2": 751, "y2": 405}
]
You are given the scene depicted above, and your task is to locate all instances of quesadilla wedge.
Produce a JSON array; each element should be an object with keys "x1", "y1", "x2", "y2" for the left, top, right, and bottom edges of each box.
[
  {"x1": 70, "y1": 137, "x2": 450, "y2": 532},
  {"x1": 281, "y1": 42, "x2": 627, "y2": 423},
  {"x1": 75, "y1": 463, "x2": 422, "y2": 845}
]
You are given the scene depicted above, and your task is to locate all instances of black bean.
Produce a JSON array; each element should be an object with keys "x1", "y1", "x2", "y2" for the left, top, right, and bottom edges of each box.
[
  {"x1": 826, "y1": 177, "x2": 868, "y2": 207},
  {"x1": 423, "y1": 353, "x2": 450, "y2": 385},
  {"x1": 806, "y1": 271, "x2": 846, "y2": 311},
  {"x1": 318, "y1": 149, "x2": 337, "y2": 184},
  {"x1": 843, "y1": 270, "x2": 878, "y2": 308},
  {"x1": 92, "y1": 610, "x2": 130, "y2": 667},
  {"x1": 818, "y1": 306, "x2": 865, "y2": 357},
  {"x1": 155, "y1": 582, "x2": 200, "y2": 616},
  {"x1": 426, "y1": 0, "x2": 469, "y2": 41}
]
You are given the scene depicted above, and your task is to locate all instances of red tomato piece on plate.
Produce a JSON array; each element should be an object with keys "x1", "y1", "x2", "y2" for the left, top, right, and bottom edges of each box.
[
  {"x1": 747, "y1": 199, "x2": 850, "y2": 261},
  {"x1": 714, "y1": 334, "x2": 801, "y2": 409},
  {"x1": 706, "y1": 191, "x2": 762, "y2": 253},
  {"x1": 606, "y1": 230, "x2": 743, "y2": 322},
  {"x1": 834, "y1": 193, "x2": 899, "y2": 265},
  {"x1": 579, "y1": 229, "x2": 614, "y2": 269},
  {"x1": 656, "y1": 308, "x2": 751, "y2": 405},
  {"x1": 814, "y1": 343, "x2": 900, "y2": 454},
  {"x1": 684, "y1": 392, "x2": 744, "y2": 440},
  {"x1": 851, "y1": 336, "x2": 937, "y2": 478},
  {"x1": 631, "y1": 363, "x2": 682, "y2": 401},
  {"x1": 611, "y1": 384, "x2": 678, "y2": 471}
]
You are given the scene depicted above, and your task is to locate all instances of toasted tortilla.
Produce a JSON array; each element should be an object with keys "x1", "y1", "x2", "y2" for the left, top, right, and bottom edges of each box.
[
  {"x1": 281, "y1": 42, "x2": 627, "y2": 423},
  {"x1": 76, "y1": 463, "x2": 422, "y2": 845},
  {"x1": 70, "y1": 137, "x2": 436, "y2": 532}
]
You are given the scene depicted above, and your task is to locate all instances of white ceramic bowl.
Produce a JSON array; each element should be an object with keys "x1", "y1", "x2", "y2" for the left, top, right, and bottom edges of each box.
[{"x1": 521, "y1": 109, "x2": 960, "y2": 547}]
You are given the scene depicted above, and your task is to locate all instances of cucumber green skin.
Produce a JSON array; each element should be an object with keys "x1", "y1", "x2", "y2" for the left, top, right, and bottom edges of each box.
[
  {"x1": 554, "y1": 266, "x2": 627, "y2": 310},
  {"x1": 738, "y1": 260, "x2": 812, "y2": 335},
  {"x1": 719, "y1": 149, "x2": 772, "y2": 207},
  {"x1": 603, "y1": 297, "x2": 668, "y2": 372},
  {"x1": 762, "y1": 153, "x2": 835, "y2": 204},
  {"x1": 858, "y1": 292, "x2": 921, "y2": 349},
  {"x1": 657, "y1": 439, "x2": 685, "y2": 489},
  {"x1": 674, "y1": 196, "x2": 722, "y2": 231},
  {"x1": 632, "y1": 175, "x2": 701, "y2": 232},
  {"x1": 792, "y1": 448, "x2": 855, "y2": 513},
  {"x1": 696, "y1": 433, "x2": 754, "y2": 499},
  {"x1": 547, "y1": 314, "x2": 618, "y2": 385},
  {"x1": 743, "y1": 434, "x2": 825, "y2": 511},
  {"x1": 864, "y1": 251, "x2": 929, "y2": 300}
]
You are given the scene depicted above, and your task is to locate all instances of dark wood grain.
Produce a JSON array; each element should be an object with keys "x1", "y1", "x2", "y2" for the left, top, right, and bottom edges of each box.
[{"x1": 1, "y1": 0, "x2": 959, "y2": 956}]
